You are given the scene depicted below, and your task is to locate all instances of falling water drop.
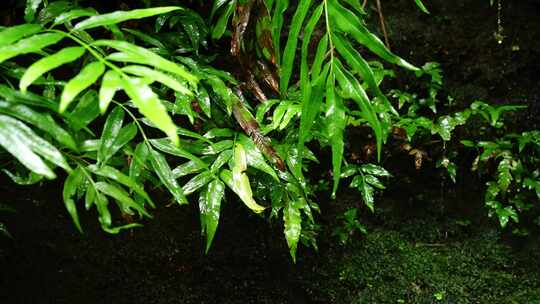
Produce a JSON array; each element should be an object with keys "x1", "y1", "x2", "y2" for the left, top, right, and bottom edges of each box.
[{"x1": 494, "y1": 0, "x2": 505, "y2": 44}]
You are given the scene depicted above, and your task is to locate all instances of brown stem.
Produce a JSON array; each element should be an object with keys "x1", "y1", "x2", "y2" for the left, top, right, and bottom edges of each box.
[
  {"x1": 375, "y1": 0, "x2": 391, "y2": 50},
  {"x1": 232, "y1": 89, "x2": 286, "y2": 171}
]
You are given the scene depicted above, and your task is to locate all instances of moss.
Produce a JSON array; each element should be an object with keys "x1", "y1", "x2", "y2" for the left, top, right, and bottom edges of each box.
[{"x1": 303, "y1": 224, "x2": 540, "y2": 303}]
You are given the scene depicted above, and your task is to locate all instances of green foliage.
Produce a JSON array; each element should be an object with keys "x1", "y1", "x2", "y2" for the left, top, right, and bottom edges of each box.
[
  {"x1": 462, "y1": 130, "x2": 540, "y2": 229},
  {"x1": 0, "y1": 0, "x2": 535, "y2": 260},
  {"x1": 332, "y1": 208, "x2": 367, "y2": 245}
]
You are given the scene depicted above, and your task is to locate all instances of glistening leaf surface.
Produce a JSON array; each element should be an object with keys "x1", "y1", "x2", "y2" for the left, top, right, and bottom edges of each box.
[
  {"x1": 121, "y1": 77, "x2": 179, "y2": 146},
  {"x1": 20, "y1": 46, "x2": 86, "y2": 92},
  {"x1": 60, "y1": 61, "x2": 105, "y2": 112},
  {"x1": 74, "y1": 6, "x2": 182, "y2": 31}
]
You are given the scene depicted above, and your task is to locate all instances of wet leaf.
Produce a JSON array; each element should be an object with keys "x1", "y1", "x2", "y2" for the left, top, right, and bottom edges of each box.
[
  {"x1": 220, "y1": 169, "x2": 265, "y2": 213},
  {"x1": 99, "y1": 70, "x2": 122, "y2": 113},
  {"x1": 74, "y1": 6, "x2": 182, "y2": 31},
  {"x1": 53, "y1": 8, "x2": 98, "y2": 26},
  {"x1": 129, "y1": 143, "x2": 149, "y2": 182},
  {"x1": 414, "y1": 0, "x2": 430, "y2": 14},
  {"x1": 0, "y1": 33, "x2": 64, "y2": 64},
  {"x1": 360, "y1": 164, "x2": 391, "y2": 177},
  {"x1": 98, "y1": 106, "x2": 124, "y2": 166},
  {"x1": 280, "y1": 0, "x2": 312, "y2": 95},
  {"x1": 328, "y1": 0, "x2": 418, "y2": 71},
  {"x1": 0, "y1": 101, "x2": 77, "y2": 150},
  {"x1": 149, "y1": 147, "x2": 188, "y2": 205},
  {"x1": 182, "y1": 171, "x2": 214, "y2": 195},
  {"x1": 95, "y1": 39, "x2": 197, "y2": 86},
  {"x1": 63, "y1": 167, "x2": 84, "y2": 233},
  {"x1": 88, "y1": 164, "x2": 155, "y2": 208},
  {"x1": 94, "y1": 181, "x2": 151, "y2": 218},
  {"x1": 200, "y1": 178, "x2": 225, "y2": 253},
  {"x1": 25, "y1": 0, "x2": 43, "y2": 22},
  {"x1": 212, "y1": 0, "x2": 235, "y2": 39},
  {"x1": 121, "y1": 77, "x2": 179, "y2": 146},
  {"x1": 66, "y1": 90, "x2": 100, "y2": 131},
  {"x1": 20, "y1": 46, "x2": 86, "y2": 93},
  {"x1": 326, "y1": 74, "x2": 346, "y2": 197},
  {"x1": 0, "y1": 24, "x2": 42, "y2": 47},
  {"x1": 0, "y1": 115, "x2": 67, "y2": 178},
  {"x1": 284, "y1": 199, "x2": 302, "y2": 262},
  {"x1": 122, "y1": 65, "x2": 191, "y2": 95},
  {"x1": 60, "y1": 61, "x2": 105, "y2": 112},
  {"x1": 238, "y1": 134, "x2": 278, "y2": 180}
]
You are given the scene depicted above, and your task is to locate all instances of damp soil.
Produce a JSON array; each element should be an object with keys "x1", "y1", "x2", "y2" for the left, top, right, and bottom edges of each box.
[{"x1": 2, "y1": 0, "x2": 540, "y2": 303}]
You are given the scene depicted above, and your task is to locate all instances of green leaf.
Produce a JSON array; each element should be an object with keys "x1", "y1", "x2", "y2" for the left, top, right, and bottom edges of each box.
[
  {"x1": 351, "y1": 174, "x2": 374, "y2": 212},
  {"x1": 3, "y1": 169, "x2": 44, "y2": 185},
  {"x1": 173, "y1": 159, "x2": 207, "y2": 178},
  {"x1": 0, "y1": 115, "x2": 64, "y2": 178},
  {"x1": 221, "y1": 143, "x2": 266, "y2": 213},
  {"x1": 37, "y1": 1, "x2": 74, "y2": 25},
  {"x1": 280, "y1": 0, "x2": 312, "y2": 95},
  {"x1": 196, "y1": 86, "x2": 212, "y2": 118},
  {"x1": 63, "y1": 167, "x2": 84, "y2": 233},
  {"x1": 0, "y1": 84, "x2": 57, "y2": 111},
  {"x1": 333, "y1": 33, "x2": 397, "y2": 115},
  {"x1": 94, "y1": 181, "x2": 151, "y2": 218},
  {"x1": 112, "y1": 122, "x2": 137, "y2": 154},
  {"x1": 327, "y1": 0, "x2": 418, "y2": 71},
  {"x1": 98, "y1": 106, "x2": 124, "y2": 166},
  {"x1": 210, "y1": 150, "x2": 233, "y2": 173},
  {"x1": 284, "y1": 199, "x2": 302, "y2": 262},
  {"x1": 200, "y1": 179, "x2": 225, "y2": 253},
  {"x1": 121, "y1": 77, "x2": 179, "y2": 146},
  {"x1": 60, "y1": 61, "x2": 105, "y2": 112},
  {"x1": 326, "y1": 74, "x2": 346, "y2": 197},
  {"x1": 0, "y1": 33, "x2": 64, "y2": 64},
  {"x1": 74, "y1": 6, "x2": 182, "y2": 31},
  {"x1": 414, "y1": 0, "x2": 430, "y2": 14},
  {"x1": 95, "y1": 39, "x2": 197, "y2": 86},
  {"x1": 365, "y1": 175, "x2": 385, "y2": 189},
  {"x1": 0, "y1": 222, "x2": 12, "y2": 239},
  {"x1": 182, "y1": 171, "x2": 214, "y2": 195},
  {"x1": 237, "y1": 134, "x2": 278, "y2": 180},
  {"x1": 0, "y1": 101, "x2": 77, "y2": 150},
  {"x1": 122, "y1": 65, "x2": 192, "y2": 95},
  {"x1": 271, "y1": 0, "x2": 289, "y2": 65},
  {"x1": 53, "y1": 8, "x2": 98, "y2": 26},
  {"x1": 102, "y1": 223, "x2": 143, "y2": 234},
  {"x1": 149, "y1": 138, "x2": 203, "y2": 165},
  {"x1": 8, "y1": 115, "x2": 71, "y2": 172},
  {"x1": 148, "y1": 147, "x2": 188, "y2": 205},
  {"x1": 212, "y1": 0, "x2": 235, "y2": 39},
  {"x1": 0, "y1": 24, "x2": 42, "y2": 47},
  {"x1": 123, "y1": 28, "x2": 167, "y2": 50},
  {"x1": 88, "y1": 164, "x2": 155, "y2": 208},
  {"x1": 25, "y1": 0, "x2": 43, "y2": 22},
  {"x1": 360, "y1": 164, "x2": 391, "y2": 177},
  {"x1": 220, "y1": 169, "x2": 265, "y2": 213},
  {"x1": 20, "y1": 46, "x2": 86, "y2": 93},
  {"x1": 66, "y1": 90, "x2": 100, "y2": 131},
  {"x1": 210, "y1": 0, "x2": 231, "y2": 20},
  {"x1": 298, "y1": 64, "x2": 326, "y2": 162},
  {"x1": 311, "y1": 34, "x2": 328, "y2": 79},
  {"x1": 334, "y1": 60, "x2": 383, "y2": 160},
  {"x1": 297, "y1": 3, "x2": 324, "y2": 155},
  {"x1": 98, "y1": 70, "x2": 122, "y2": 113},
  {"x1": 129, "y1": 143, "x2": 149, "y2": 182}
]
